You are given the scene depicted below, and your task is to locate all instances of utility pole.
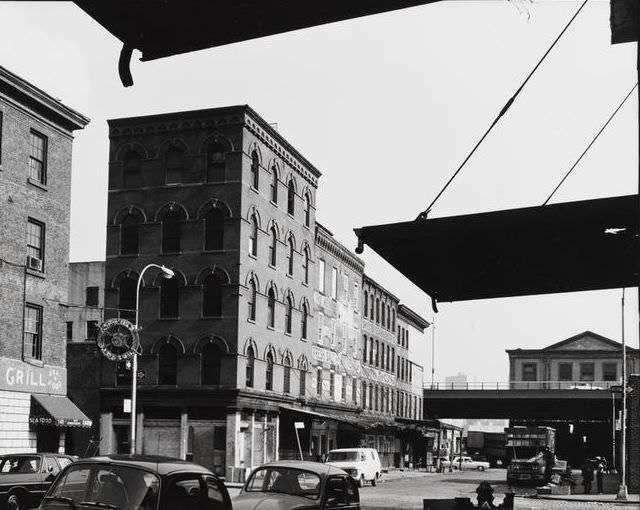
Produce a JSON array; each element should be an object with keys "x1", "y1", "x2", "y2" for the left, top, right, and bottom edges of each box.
[
  {"x1": 616, "y1": 288, "x2": 627, "y2": 500},
  {"x1": 431, "y1": 318, "x2": 435, "y2": 388}
]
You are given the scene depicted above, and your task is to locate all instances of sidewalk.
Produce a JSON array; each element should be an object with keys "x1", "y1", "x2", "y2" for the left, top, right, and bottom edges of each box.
[{"x1": 522, "y1": 493, "x2": 639, "y2": 505}]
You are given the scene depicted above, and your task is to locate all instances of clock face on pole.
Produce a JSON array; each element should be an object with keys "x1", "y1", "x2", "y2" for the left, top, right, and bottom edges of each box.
[{"x1": 96, "y1": 318, "x2": 139, "y2": 361}]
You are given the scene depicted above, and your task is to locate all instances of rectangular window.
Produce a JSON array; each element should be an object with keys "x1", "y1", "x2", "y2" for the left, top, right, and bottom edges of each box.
[
  {"x1": 26, "y1": 218, "x2": 45, "y2": 270},
  {"x1": 522, "y1": 363, "x2": 537, "y2": 381},
  {"x1": 331, "y1": 267, "x2": 338, "y2": 299},
  {"x1": 316, "y1": 369, "x2": 323, "y2": 397},
  {"x1": 558, "y1": 363, "x2": 573, "y2": 381},
  {"x1": 352, "y1": 378, "x2": 357, "y2": 404},
  {"x1": 317, "y1": 312, "x2": 324, "y2": 345},
  {"x1": 66, "y1": 321, "x2": 73, "y2": 342},
  {"x1": 86, "y1": 320, "x2": 99, "y2": 340},
  {"x1": 318, "y1": 259, "x2": 325, "y2": 294},
  {"x1": 602, "y1": 362, "x2": 617, "y2": 381},
  {"x1": 330, "y1": 372, "x2": 335, "y2": 399},
  {"x1": 86, "y1": 286, "x2": 99, "y2": 306},
  {"x1": 580, "y1": 363, "x2": 595, "y2": 381},
  {"x1": 361, "y1": 381, "x2": 367, "y2": 408},
  {"x1": 342, "y1": 274, "x2": 349, "y2": 303},
  {"x1": 24, "y1": 303, "x2": 43, "y2": 360},
  {"x1": 29, "y1": 130, "x2": 47, "y2": 184},
  {"x1": 353, "y1": 282, "x2": 359, "y2": 310}
]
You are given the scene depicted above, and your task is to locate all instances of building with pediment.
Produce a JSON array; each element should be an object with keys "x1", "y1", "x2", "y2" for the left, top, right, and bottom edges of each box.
[{"x1": 506, "y1": 331, "x2": 639, "y2": 389}]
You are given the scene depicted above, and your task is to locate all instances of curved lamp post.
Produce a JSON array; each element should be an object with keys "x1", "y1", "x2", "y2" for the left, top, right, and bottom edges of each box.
[{"x1": 131, "y1": 264, "x2": 174, "y2": 455}]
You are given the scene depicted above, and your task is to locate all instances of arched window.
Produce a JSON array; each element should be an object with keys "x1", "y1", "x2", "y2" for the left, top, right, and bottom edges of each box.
[
  {"x1": 283, "y1": 356, "x2": 291, "y2": 394},
  {"x1": 386, "y1": 345, "x2": 390, "y2": 371},
  {"x1": 165, "y1": 146, "x2": 184, "y2": 184},
  {"x1": 206, "y1": 139, "x2": 227, "y2": 182},
  {"x1": 364, "y1": 292, "x2": 368, "y2": 318},
  {"x1": 386, "y1": 305, "x2": 391, "y2": 329},
  {"x1": 362, "y1": 336, "x2": 368, "y2": 364},
  {"x1": 375, "y1": 339, "x2": 380, "y2": 367},
  {"x1": 158, "y1": 342, "x2": 177, "y2": 385},
  {"x1": 270, "y1": 167, "x2": 278, "y2": 203},
  {"x1": 204, "y1": 208, "x2": 224, "y2": 250},
  {"x1": 391, "y1": 309, "x2": 396, "y2": 332},
  {"x1": 301, "y1": 302, "x2": 308, "y2": 339},
  {"x1": 201, "y1": 342, "x2": 221, "y2": 385},
  {"x1": 369, "y1": 340, "x2": 374, "y2": 366},
  {"x1": 123, "y1": 150, "x2": 142, "y2": 188},
  {"x1": 162, "y1": 210, "x2": 182, "y2": 253},
  {"x1": 120, "y1": 213, "x2": 141, "y2": 255},
  {"x1": 160, "y1": 276, "x2": 179, "y2": 318},
  {"x1": 381, "y1": 304, "x2": 386, "y2": 327},
  {"x1": 287, "y1": 238, "x2": 295, "y2": 276},
  {"x1": 245, "y1": 346, "x2": 254, "y2": 388},
  {"x1": 380, "y1": 342, "x2": 385, "y2": 368},
  {"x1": 248, "y1": 278, "x2": 257, "y2": 321},
  {"x1": 299, "y1": 362, "x2": 307, "y2": 396},
  {"x1": 369, "y1": 297, "x2": 374, "y2": 319},
  {"x1": 285, "y1": 295, "x2": 293, "y2": 334},
  {"x1": 304, "y1": 193, "x2": 311, "y2": 227},
  {"x1": 118, "y1": 276, "x2": 136, "y2": 322},
  {"x1": 265, "y1": 351, "x2": 274, "y2": 391},
  {"x1": 267, "y1": 288, "x2": 276, "y2": 328},
  {"x1": 202, "y1": 272, "x2": 223, "y2": 317},
  {"x1": 269, "y1": 227, "x2": 277, "y2": 266},
  {"x1": 375, "y1": 299, "x2": 380, "y2": 324},
  {"x1": 250, "y1": 151, "x2": 259, "y2": 189},
  {"x1": 249, "y1": 215, "x2": 258, "y2": 256},
  {"x1": 303, "y1": 247, "x2": 310, "y2": 285},
  {"x1": 287, "y1": 181, "x2": 295, "y2": 215}
]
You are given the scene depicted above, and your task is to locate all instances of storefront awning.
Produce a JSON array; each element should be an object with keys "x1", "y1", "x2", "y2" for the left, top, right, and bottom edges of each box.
[
  {"x1": 279, "y1": 404, "x2": 362, "y2": 428},
  {"x1": 30, "y1": 395, "x2": 93, "y2": 428},
  {"x1": 355, "y1": 195, "x2": 638, "y2": 303}
]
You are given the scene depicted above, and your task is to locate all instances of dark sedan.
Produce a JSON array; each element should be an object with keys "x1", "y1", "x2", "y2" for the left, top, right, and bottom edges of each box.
[
  {"x1": 33, "y1": 454, "x2": 231, "y2": 510},
  {"x1": 0, "y1": 453, "x2": 75, "y2": 510}
]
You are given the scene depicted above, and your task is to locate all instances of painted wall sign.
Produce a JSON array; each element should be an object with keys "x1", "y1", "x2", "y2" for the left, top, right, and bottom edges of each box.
[{"x1": 0, "y1": 357, "x2": 66, "y2": 395}]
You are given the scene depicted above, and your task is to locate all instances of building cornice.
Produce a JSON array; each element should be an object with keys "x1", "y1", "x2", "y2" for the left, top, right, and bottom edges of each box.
[
  {"x1": 0, "y1": 65, "x2": 90, "y2": 132},
  {"x1": 397, "y1": 304, "x2": 430, "y2": 331},
  {"x1": 315, "y1": 222, "x2": 365, "y2": 274},
  {"x1": 363, "y1": 274, "x2": 399, "y2": 303}
]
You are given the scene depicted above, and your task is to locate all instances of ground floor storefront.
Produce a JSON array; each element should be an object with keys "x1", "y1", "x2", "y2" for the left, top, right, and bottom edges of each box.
[
  {"x1": 96, "y1": 389, "x2": 434, "y2": 482},
  {"x1": 0, "y1": 358, "x2": 91, "y2": 455}
]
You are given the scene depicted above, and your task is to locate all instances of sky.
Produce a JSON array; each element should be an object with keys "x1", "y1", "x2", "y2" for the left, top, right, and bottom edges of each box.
[{"x1": 1, "y1": 0, "x2": 638, "y2": 382}]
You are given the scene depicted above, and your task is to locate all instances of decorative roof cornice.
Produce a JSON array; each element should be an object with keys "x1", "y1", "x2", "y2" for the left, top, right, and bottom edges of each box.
[
  {"x1": 397, "y1": 304, "x2": 430, "y2": 331},
  {"x1": 363, "y1": 274, "x2": 399, "y2": 303},
  {"x1": 0, "y1": 65, "x2": 89, "y2": 132},
  {"x1": 315, "y1": 222, "x2": 365, "y2": 274}
]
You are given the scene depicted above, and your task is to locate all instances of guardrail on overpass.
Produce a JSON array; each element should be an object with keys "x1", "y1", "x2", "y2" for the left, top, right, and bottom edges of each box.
[{"x1": 424, "y1": 381, "x2": 616, "y2": 390}]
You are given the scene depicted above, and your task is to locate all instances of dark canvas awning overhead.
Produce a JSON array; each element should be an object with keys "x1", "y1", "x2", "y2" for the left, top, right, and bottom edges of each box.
[
  {"x1": 30, "y1": 394, "x2": 93, "y2": 428},
  {"x1": 279, "y1": 404, "x2": 361, "y2": 428},
  {"x1": 354, "y1": 195, "x2": 638, "y2": 303},
  {"x1": 73, "y1": 0, "x2": 441, "y2": 61}
]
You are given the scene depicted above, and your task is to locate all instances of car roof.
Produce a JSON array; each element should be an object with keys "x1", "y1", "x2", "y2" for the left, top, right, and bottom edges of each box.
[
  {"x1": 71, "y1": 455, "x2": 214, "y2": 477},
  {"x1": 0, "y1": 453, "x2": 70, "y2": 457},
  {"x1": 252, "y1": 460, "x2": 348, "y2": 476}
]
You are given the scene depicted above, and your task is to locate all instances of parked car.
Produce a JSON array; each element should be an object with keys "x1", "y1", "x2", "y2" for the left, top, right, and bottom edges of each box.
[
  {"x1": 235, "y1": 460, "x2": 360, "y2": 510},
  {"x1": 0, "y1": 453, "x2": 75, "y2": 510},
  {"x1": 324, "y1": 448, "x2": 382, "y2": 487},
  {"x1": 32, "y1": 454, "x2": 231, "y2": 510},
  {"x1": 450, "y1": 456, "x2": 490, "y2": 471}
]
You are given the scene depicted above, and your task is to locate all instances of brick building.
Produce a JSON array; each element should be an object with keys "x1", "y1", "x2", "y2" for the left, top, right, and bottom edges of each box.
[
  {"x1": 70, "y1": 105, "x2": 432, "y2": 481},
  {"x1": 0, "y1": 65, "x2": 90, "y2": 453}
]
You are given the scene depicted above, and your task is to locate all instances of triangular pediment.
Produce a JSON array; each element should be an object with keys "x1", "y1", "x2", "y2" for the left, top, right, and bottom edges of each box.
[{"x1": 543, "y1": 331, "x2": 621, "y2": 352}]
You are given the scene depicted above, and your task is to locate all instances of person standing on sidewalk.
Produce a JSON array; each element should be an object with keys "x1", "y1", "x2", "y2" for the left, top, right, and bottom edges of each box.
[
  {"x1": 594, "y1": 456, "x2": 605, "y2": 494},
  {"x1": 581, "y1": 459, "x2": 594, "y2": 494}
]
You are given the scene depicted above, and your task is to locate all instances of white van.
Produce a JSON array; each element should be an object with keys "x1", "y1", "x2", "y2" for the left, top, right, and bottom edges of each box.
[{"x1": 325, "y1": 448, "x2": 382, "y2": 487}]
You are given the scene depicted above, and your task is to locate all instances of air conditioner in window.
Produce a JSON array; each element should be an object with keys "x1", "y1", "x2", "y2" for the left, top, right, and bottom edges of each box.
[{"x1": 27, "y1": 256, "x2": 43, "y2": 271}]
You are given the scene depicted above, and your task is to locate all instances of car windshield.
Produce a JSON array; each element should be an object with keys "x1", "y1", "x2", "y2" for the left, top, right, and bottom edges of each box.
[
  {"x1": 326, "y1": 452, "x2": 359, "y2": 462},
  {"x1": 45, "y1": 464, "x2": 160, "y2": 510},
  {"x1": 245, "y1": 467, "x2": 321, "y2": 500},
  {"x1": 0, "y1": 456, "x2": 41, "y2": 474}
]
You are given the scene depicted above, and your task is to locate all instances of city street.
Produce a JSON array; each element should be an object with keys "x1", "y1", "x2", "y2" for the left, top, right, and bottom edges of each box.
[{"x1": 229, "y1": 469, "x2": 636, "y2": 510}]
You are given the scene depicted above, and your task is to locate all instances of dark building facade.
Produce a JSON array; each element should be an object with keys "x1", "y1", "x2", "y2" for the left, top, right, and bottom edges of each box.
[
  {"x1": 77, "y1": 105, "x2": 432, "y2": 481},
  {"x1": 0, "y1": 65, "x2": 90, "y2": 453}
]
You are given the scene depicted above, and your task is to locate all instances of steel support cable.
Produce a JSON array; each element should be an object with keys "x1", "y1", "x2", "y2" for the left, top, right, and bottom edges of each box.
[
  {"x1": 542, "y1": 82, "x2": 638, "y2": 206},
  {"x1": 416, "y1": 0, "x2": 590, "y2": 221}
]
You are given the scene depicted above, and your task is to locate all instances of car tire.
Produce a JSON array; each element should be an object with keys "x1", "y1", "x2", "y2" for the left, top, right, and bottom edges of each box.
[
  {"x1": 371, "y1": 474, "x2": 377, "y2": 487},
  {"x1": 7, "y1": 493, "x2": 23, "y2": 510},
  {"x1": 358, "y1": 474, "x2": 365, "y2": 488},
  {"x1": 477, "y1": 466, "x2": 485, "y2": 472}
]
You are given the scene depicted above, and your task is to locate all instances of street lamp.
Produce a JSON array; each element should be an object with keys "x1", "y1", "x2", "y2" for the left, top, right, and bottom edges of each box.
[{"x1": 131, "y1": 264, "x2": 174, "y2": 455}]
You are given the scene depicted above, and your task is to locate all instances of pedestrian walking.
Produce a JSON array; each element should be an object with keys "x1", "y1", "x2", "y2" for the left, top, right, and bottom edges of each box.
[
  {"x1": 595, "y1": 456, "x2": 605, "y2": 494},
  {"x1": 581, "y1": 458, "x2": 593, "y2": 494}
]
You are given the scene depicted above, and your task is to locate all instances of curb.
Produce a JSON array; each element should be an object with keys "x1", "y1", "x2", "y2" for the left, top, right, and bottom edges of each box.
[{"x1": 518, "y1": 495, "x2": 640, "y2": 505}]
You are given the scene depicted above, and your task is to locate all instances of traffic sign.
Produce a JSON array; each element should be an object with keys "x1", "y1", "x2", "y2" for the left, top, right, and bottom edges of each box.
[{"x1": 611, "y1": 385, "x2": 633, "y2": 394}]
